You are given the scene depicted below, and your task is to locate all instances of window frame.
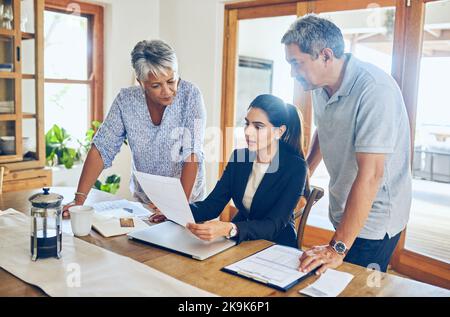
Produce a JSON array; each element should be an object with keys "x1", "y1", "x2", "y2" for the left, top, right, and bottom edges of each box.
[
  {"x1": 44, "y1": 0, "x2": 104, "y2": 124},
  {"x1": 221, "y1": 0, "x2": 450, "y2": 289}
]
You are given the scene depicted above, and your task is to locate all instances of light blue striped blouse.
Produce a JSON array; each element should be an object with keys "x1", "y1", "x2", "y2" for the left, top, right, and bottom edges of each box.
[{"x1": 92, "y1": 79, "x2": 206, "y2": 203}]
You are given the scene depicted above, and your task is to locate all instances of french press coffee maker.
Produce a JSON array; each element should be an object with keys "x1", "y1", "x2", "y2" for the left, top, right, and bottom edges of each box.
[{"x1": 29, "y1": 188, "x2": 64, "y2": 261}]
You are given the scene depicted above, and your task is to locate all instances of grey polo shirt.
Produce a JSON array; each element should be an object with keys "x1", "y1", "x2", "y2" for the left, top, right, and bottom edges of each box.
[{"x1": 312, "y1": 53, "x2": 412, "y2": 240}]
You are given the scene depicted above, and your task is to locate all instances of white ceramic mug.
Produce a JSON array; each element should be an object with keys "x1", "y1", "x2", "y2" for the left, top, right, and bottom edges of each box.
[{"x1": 69, "y1": 205, "x2": 94, "y2": 237}]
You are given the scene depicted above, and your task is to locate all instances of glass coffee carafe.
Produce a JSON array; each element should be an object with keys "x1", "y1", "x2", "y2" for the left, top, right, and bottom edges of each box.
[{"x1": 29, "y1": 188, "x2": 64, "y2": 261}]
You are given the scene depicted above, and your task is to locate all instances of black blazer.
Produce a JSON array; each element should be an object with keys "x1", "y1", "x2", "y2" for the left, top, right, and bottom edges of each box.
[{"x1": 190, "y1": 142, "x2": 307, "y2": 247}]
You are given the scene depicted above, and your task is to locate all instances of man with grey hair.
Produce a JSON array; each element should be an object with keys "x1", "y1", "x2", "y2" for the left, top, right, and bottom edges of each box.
[
  {"x1": 282, "y1": 14, "x2": 412, "y2": 274},
  {"x1": 64, "y1": 39, "x2": 207, "y2": 217}
]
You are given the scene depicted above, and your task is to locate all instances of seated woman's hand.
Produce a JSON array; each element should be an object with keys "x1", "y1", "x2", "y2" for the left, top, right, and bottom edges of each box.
[
  {"x1": 147, "y1": 203, "x2": 167, "y2": 223},
  {"x1": 148, "y1": 202, "x2": 161, "y2": 213},
  {"x1": 186, "y1": 220, "x2": 232, "y2": 241}
]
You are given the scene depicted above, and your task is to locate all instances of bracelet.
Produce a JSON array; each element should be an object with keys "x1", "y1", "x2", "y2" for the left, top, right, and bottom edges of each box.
[{"x1": 74, "y1": 192, "x2": 88, "y2": 198}]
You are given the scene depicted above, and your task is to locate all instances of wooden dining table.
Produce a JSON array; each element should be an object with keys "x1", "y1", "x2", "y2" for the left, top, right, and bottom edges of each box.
[{"x1": 0, "y1": 187, "x2": 448, "y2": 297}]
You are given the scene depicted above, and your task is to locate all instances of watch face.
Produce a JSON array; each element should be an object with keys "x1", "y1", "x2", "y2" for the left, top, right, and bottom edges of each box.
[{"x1": 335, "y1": 242, "x2": 346, "y2": 253}]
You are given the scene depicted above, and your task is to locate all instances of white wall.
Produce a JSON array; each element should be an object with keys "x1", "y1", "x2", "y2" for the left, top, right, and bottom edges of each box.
[
  {"x1": 159, "y1": 0, "x2": 227, "y2": 192},
  {"x1": 71, "y1": 0, "x2": 160, "y2": 199}
]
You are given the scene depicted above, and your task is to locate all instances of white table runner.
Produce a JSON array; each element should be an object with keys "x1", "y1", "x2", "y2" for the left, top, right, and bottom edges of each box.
[{"x1": 0, "y1": 209, "x2": 216, "y2": 297}]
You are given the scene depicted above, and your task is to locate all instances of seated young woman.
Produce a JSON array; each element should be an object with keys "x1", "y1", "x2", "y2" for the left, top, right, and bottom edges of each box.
[{"x1": 151, "y1": 94, "x2": 308, "y2": 248}]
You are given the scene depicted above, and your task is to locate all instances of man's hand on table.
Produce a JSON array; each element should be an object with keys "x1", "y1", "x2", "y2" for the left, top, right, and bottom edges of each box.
[{"x1": 299, "y1": 245, "x2": 345, "y2": 275}]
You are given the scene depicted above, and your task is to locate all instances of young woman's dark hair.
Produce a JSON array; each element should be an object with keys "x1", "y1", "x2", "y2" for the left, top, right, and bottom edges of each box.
[{"x1": 248, "y1": 94, "x2": 305, "y2": 160}]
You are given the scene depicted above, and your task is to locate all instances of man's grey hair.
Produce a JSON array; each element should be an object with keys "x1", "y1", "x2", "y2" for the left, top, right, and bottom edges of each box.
[
  {"x1": 131, "y1": 39, "x2": 178, "y2": 81},
  {"x1": 281, "y1": 14, "x2": 345, "y2": 59}
]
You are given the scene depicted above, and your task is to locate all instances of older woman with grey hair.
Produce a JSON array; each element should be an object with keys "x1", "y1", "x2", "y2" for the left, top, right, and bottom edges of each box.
[{"x1": 63, "y1": 39, "x2": 206, "y2": 216}]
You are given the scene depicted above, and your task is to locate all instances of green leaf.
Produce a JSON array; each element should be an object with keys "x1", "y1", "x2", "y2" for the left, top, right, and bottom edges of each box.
[
  {"x1": 94, "y1": 180, "x2": 102, "y2": 190},
  {"x1": 45, "y1": 124, "x2": 79, "y2": 169},
  {"x1": 108, "y1": 183, "x2": 120, "y2": 194},
  {"x1": 105, "y1": 174, "x2": 120, "y2": 185},
  {"x1": 93, "y1": 174, "x2": 121, "y2": 194},
  {"x1": 53, "y1": 124, "x2": 63, "y2": 143},
  {"x1": 92, "y1": 121, "x2": 101, "y2": 129}
]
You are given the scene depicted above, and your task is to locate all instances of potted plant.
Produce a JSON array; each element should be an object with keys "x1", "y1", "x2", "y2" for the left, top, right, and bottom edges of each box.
[
  {"x1": 46, "y1": 122, "x2": 125, "y2": 194},
  {"x1": 45, "y1": 124, "x2": 80, "y2": 169},
  {"x1": 94, "y1": 174, "x2": 121, "y2": 195}
]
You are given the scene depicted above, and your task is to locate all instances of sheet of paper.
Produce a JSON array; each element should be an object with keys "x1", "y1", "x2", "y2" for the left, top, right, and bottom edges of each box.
[
  {"x1": 224, "y1": 244, "x2": 308, "y2": 289},
  {"x1": 134, "y1": 171, "x2": 195, "y2": 227},
  {"x1": 93, "y1": 199, "x2": 152, "y2": 218},
  {"x1": 299, "y1": 269, "x2": 354, "y2": 297},
  {"x1": 91, "y1": 209, "x2": 149, "y2": 238}
]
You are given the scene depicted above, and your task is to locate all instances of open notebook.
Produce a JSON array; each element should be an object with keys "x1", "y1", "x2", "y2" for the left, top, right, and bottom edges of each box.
[{"x1": 92, "y1": 200, "x2": 153, "y2": 238}]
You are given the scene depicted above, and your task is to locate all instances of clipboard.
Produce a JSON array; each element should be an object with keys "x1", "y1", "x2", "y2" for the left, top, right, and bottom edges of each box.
[{"x1": 221, "y1": 244, "x2": 317, "y2": 292}]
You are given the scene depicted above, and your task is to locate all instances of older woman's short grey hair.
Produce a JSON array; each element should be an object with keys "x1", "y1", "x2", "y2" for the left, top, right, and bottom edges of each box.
[
  {"x1": 131, "y1": 39, "x2": 178, "y2": 81},
  {"x1": 281, "y1": 14, "x2": 345, "y2": 59}
]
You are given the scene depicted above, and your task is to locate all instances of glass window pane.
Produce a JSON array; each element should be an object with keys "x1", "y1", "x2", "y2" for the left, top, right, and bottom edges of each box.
[
  {"x1": 22, "y1": 78, "x2": 35, "y2": 114},
  {"x1": 0, "y1": 120, "x2": 16, "y2": 156},
  {"x1": 22, "y1": 38, "x2": 35, "y2": 74},
  {"x1": 0, "y1": 37, "x2": 14, "y2": 70},
  {"x1": 0, "y1": 78, "x2": 15, "y2": 113},
  {"x1": 236, "y1": 15, "x2": 297, "y2": 149},
  {"x1": 23, "y1": 118, "x2": 37, "y2": 161},
  {"x1": 44, "y1": 10, "x2": 88, "y2": 80},
  {"x1": 44, "y1": 83, "x2": 90, "y2": 148},
  {"x1": 20, "y1": 0, "x2": 35, "y2": 34},
  {"x1": 406, "y1": 0, "x2": 450, "y2": 264},
  {"x1": 0, "y1": 0, "x2": 15, "y2": 31}
]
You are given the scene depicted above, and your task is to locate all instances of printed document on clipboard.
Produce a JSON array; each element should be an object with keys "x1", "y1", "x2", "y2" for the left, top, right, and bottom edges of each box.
[
  {"x1": 134, "y1": 171, "x2": 195, "y2": 227},
  {"x1": 222, "y1": 244, "x2": 316, "y2": 291}
]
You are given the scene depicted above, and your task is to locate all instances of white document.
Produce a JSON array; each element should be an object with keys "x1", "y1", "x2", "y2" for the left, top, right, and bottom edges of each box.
[
  {"x1": 134, "y1": 171, "x2": 195, "y2": 227},
  {"x1": 224, "y1": 244, "x2": 309, "y2": 290},
  {"x1": 91, "y1": 208, "x2": 150, "y2": 238},
  {"x1": 93, "y1": 199, "x2": 152, "y2": 218},
  {"x1": 299, "y1": 269, "x2": 354, "y2": 297}
]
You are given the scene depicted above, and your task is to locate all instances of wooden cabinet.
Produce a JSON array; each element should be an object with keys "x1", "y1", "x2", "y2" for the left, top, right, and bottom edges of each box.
[{"x1": 0, "y1": 0, "x2": 47, "y2": 192}]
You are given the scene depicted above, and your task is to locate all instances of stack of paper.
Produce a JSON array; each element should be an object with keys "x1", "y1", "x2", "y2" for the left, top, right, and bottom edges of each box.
[
  {"x1": 134, "y1": 172, "x2": 196, "y2": 227},
  {"x1": 93, "y1": 199, "x2": 152, "y2": 216}
]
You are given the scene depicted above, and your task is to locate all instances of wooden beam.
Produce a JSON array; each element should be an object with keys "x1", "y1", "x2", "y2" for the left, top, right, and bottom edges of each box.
[
  {"x1": 92, "y1": 4, "x2": 104, "y2": 122},
  {"x1": 294, "y1": 1, "x2": 313, "y2": 153},
  {"x1": 311, "y1": 0, "x2": 395, "y2": 12},
  {"x1": 44, "y1": 78, "x2": 91, "y2": 85},
  {"x1": 45, "y1": 0, "x2": 103, "y2": 16},
  {"x1": 14, "y1": 0, "x2": 23, "y2": 161},
  {"x1": 36, "y1": 0, "x2": 46, "y2": 167},
  {"x1": 237, "y1": 2, "x2": 296, "y2": 19},
  {"x1": 226, "y1": 0, "x2": 298, "y2": 10},
  {"x1": 219, "y1": 9, "x2": 239, "y2": 222}
]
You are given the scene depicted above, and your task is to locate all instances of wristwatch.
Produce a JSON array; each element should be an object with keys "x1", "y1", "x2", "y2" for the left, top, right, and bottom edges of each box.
[
  {"x1": 329, "y1": 239, "x2": 348, "y2": 256},
  {"x1": 226, "y1": 223, "x2": 238, "y2": 239}
]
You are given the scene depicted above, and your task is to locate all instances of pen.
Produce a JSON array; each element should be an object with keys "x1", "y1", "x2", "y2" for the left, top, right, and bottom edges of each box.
[{"x1": 123, "y1": 208, "x2": 133, "y2": 214}]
